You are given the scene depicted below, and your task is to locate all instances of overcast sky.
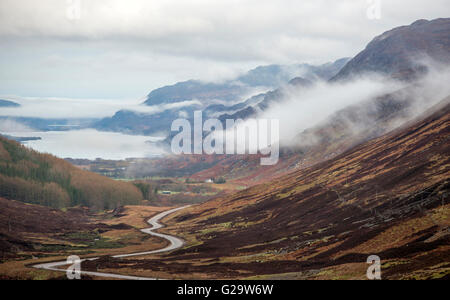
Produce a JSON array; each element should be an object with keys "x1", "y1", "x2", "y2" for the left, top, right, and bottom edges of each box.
[{"x1": 0, "y1": 0, "x2": 449, "y2": 99}]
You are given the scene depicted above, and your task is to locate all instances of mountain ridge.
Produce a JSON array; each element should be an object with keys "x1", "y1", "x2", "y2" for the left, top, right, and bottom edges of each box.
[
  {"x1": 332, "y1": 18, "x2": 450, "y2": 81},
  {"x1": 95, "y1": 59, "x2": 350, "y2": 135},
  {"x1": 143, "y1": 59, "x2": 351, "y2": 106}
]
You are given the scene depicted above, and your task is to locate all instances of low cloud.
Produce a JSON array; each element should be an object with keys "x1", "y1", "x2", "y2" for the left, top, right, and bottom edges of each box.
[
  {"x1": 0, "y1": 119, "x2": 34, "y2": 133},
  {"x1": 0, "y1": 96, "x2": 201, "y2": 119},
  {"x1": 256, "y1": 62, "x2": 450, "y2": 147},
  {"x1": 257, "y1": 75, "x2": 402, "y2": 143},
  {"x1": 131, "y1": 100, "x2": 202, "y2": 114},
  {"x1": 0, "y1": 1, "x2": 449, "y2": 98}
]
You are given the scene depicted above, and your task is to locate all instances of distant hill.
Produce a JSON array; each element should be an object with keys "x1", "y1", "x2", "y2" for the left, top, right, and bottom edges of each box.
[
  {"x1": 332, "y1": 18, "x2": 450, "y2": 81},
  {"x1": 96, "y1": 59, "x2": 349, "y2": 135},
  {"x1": 215, "y1": 75, "x2": 315, "y2": 122},
  {"x1": 0, "y1": 136, "x2": 143, "y2": 210},
  {"x1": 143, "y1": 80, "x2": 247, "y2": 106},
  {"x1": 143, "y1": 59, "x2": 350, "y2": 106},
  {"x1": 0, "y1": 100, "x2": 20, "y2": 107}
]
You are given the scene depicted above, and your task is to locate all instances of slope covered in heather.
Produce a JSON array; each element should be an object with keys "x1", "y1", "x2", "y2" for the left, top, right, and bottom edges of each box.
[{"x1": 146, "y1": 97, "x2": 449, "y2": 279}]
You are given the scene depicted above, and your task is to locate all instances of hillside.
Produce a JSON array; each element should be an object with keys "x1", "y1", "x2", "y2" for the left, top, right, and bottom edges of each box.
[
  {"x1": 0, "y1": 197, "x2": 173, "y2": 278},
  {"x1": 111, "y1": 97, "x2": 450, "y2": 280},
  {"x1": 333, "y1": 18, "x2": 450, "y2": 81},
  {"x1": 0, "y1": 197, "x2": 92, "y2": 261},
  {"x1": 0, "y1": 136, "x2": 144, "y2": 210}
]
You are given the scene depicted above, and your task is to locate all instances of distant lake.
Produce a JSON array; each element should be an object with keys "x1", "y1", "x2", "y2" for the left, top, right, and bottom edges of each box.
[{"x1": 2, "y1": 129, "x2": 166, "y2": 160}]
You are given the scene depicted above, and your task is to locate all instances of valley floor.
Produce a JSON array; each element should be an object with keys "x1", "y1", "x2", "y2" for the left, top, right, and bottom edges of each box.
[
  {"x1": 0, "y1": 202, "x2": 172, "y2": 280},
  {"x1": 0, "y1": 200, "x2": 448, "y2": 280}
]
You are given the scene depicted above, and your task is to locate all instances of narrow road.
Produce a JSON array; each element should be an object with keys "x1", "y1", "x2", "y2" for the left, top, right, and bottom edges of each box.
[{"x1": 32, "y1": 205, "x2": 190, "y2": 280}]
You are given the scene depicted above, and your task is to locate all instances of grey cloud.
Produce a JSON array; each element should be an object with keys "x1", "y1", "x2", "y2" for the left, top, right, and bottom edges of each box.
[{"x1": 0, "y1": 0, "x2": 449, "y2": 98}]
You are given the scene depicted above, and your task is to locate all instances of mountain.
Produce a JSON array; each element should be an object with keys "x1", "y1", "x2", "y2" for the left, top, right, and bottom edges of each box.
[
  {"x1": 136, "y1": 84, "x2": 435, "y2": 187},
  {"x1": 333, "y1": 18, "x2": 450, "y2": 81},
  {"x1": 237, "y1": 58, "x2": 350, "y2": 87},
  {"x1": 95, "y1": 59, "x2": 349, "y2": 135},
  {"x1": 95, "y1": 108, "x2": 198, "y2": 135},
  {"x1": 143, "y1": 59, "x2": 350, "y2": 106},
  {"x1": 0, "y1": 136, "x2": 144, "y2": 210},
  {"x1": 216, "y1": 75, "x2": 315, "y2": 122},
  {"x1": 0, "y1": 100, "x2": 20, "y2": 107},
  {"x1": 104, "y1": 18, "x2": 450, "y2": 189},
  {"x1": 143, "y1": 80, "x2": 247, "y2": 106},
  {"x1": 220, "y1": 19, "x2": 450, "y2": 125},
  {"x1": 142, "y1": 65, "x2": 294, "y2": 107},
  {"x1": 150, "y1": 96, "x2": 449, "y2": 279}
]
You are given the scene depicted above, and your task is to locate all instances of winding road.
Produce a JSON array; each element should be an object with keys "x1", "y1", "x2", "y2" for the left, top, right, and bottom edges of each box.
[{"x1": 32, "y1": 205, "x2": 190, "y2": 280}]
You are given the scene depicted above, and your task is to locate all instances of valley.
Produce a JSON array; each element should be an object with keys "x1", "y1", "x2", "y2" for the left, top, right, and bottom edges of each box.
[
  {"x1": 1, "y1": 94, "x2": 446, "y2": 280},
  {"x1": 67, "y1": 96, "x2": 450, "y2": 280},
  {"x1": 0, "y1": 16, "x2": 449, "y2": 282}
]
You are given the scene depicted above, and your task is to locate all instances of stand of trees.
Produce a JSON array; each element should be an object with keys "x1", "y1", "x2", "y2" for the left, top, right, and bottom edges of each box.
[
  {"x1": 213, "y1": 177, "x2": 227, "y2": 184},
  {"x1": 0, "y1": 136, "x2": 143, "y2": 210},
  {"x1": 133, "y1": 181, "x2": 159, "y2": 202}
]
